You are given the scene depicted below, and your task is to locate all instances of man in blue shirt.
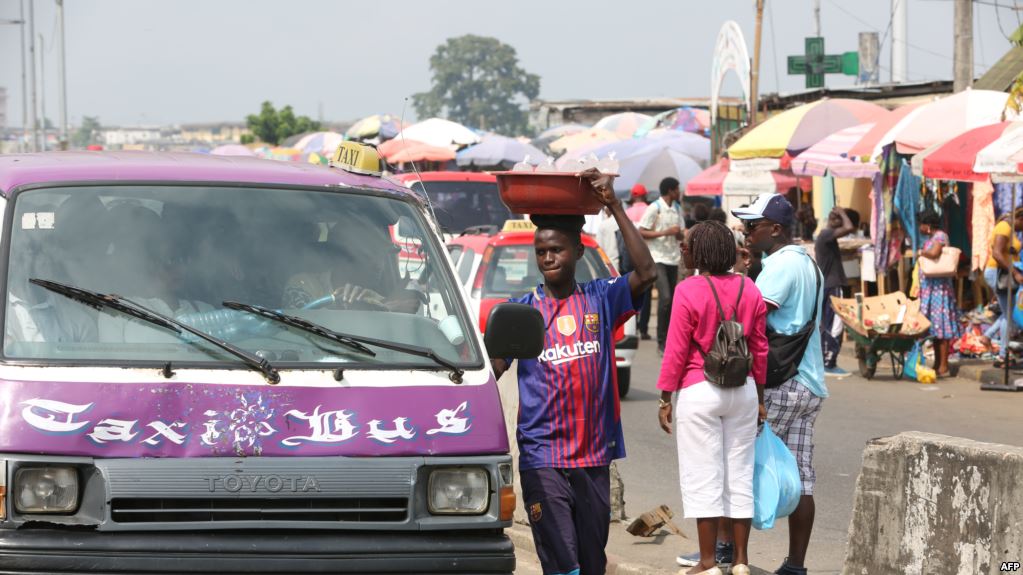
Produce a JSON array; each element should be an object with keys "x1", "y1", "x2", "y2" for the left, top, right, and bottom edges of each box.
[
  {"x1": 492, "y1": 170, "x2": 656, "y2": 575},
  {"x1": 732, "y1": 193, "x2": 825, "y2": 575}
]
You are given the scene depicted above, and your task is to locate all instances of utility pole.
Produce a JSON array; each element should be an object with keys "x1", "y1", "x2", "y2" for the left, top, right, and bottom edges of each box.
[
  {"x1": 751, "y1": 0, "x2": 765, "y2": 126},
  {"x1": 891, "y1": 0, "x2": 908, "y2": 83},
  {"x1": 38, "y1": 33, "x2": 46, "y2": 151},
  {"x1": 57, "y1": 0, "x2": 68, "y2": 149},
  {"x1": 814, "y1": 0, "x2": 821, "y2": 37},
  {"x1": 19, "y1": 1, "x2": 27, "y2": 151},
  {"x1": 953, "y1": 0, "x2": 974, "y2": 92},
  {"x1": 27, "y1": 0, "x2": 38, "y2": 151}
]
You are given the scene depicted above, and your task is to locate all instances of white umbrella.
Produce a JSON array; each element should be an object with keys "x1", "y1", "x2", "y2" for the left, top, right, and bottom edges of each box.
[{"x1": 396, "y1": 118, "x2": 481, "y2": 148}]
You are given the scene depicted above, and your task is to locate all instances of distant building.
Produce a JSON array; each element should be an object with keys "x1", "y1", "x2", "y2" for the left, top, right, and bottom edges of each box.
[
  {"x1": 176, "y1": 122, "x2": 250, "y2": 146},
  {"x1": 100, "y1": 126, "x2": 165, "y2": 148},
  {"x1": 529, "y1": 97, "x2": 718, "y2": 133}
]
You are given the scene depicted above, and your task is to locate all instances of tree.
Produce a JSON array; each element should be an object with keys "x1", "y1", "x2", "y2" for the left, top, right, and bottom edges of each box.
[
  {"x1": 245, "y1": 101, "x2": 321, "y2": 145},
  {"x1": 72, "y1": 116, "x2": 101, "y2": 149},
  {"x1": 413, "y1": 35, "x2": 540, "y2": 136}
]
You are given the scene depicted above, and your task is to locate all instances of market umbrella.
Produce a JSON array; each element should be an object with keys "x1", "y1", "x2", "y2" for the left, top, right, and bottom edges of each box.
[
  {"x1": 846, "y1": 101, "x2": 925, "y2": 162},
  {"x1": 379, "y1": 139, "x2": 457, "y2": 164},
  {"x1": 268, "y1": 147, "x2": 303, "y2": 162},
  {"x1": 887, "y1": 89, "x2": 1012, "y2": 155},
  {"x1": 346, "y1": 114, "x2": 403, "y2": 141},
  {"x1": 918, "y1": 121, "x2": 1023, "y2": 181},
  {"x1": 456, "y1": 134, "x2": 544, "y2": 168},
  {"x1": 613, "y1": 147, "x2": 704, "y2": 196},
  {"x1": 634, "y1": 107, "x2": 710, "y2": 137},
  {"x1": 791, "y1": 123, "x2": 878, "y2": 178},
  {"x1": 210, "y1": 144, "x2": 256, "y2": 157},
  {"x1": 593, "y1": 112, "x2": 655, "y2": 138},
  {"x1": 395, "y1": 118, "x2": 481, "y2": 148},
  {"x1": 729, "y1": 99, "x2": 888, "y2": 164},
  {"x1": 293, "y1": 131, "x2": 345, "y2": 156},
  {"x1": 686, "y1": 158, "x2": 811, "y2": 196},
  {"x1": 549, "y1": 128, "x2": 624, "y2": 154},
  {"x1": 531, "y1": 123, "x2": 590, "y2": 149},
  {"x1": 555, "y1": 132, "x2": 710, "y2": 170}
]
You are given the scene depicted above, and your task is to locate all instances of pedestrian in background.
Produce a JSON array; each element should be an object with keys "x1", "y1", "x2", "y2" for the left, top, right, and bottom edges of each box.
[
  {"x1": 732, "y1": 193, "x2": 825, "y2": 575},
  {"x1": 917, "y1": 209, "x2": 962, "y2": 377},
  {"x1": 815, "y1": 207, "x2": 859, "y2": 377},
  {"x1": 983, "y1": 207, "x2": 1023, "y2": 368},
  {"x1": 491, "y1": 170, "x2": 656, "y2": 575},
  {"x1": 626, "y1": 184, "x2": 653, "y2": 339},
  {"x1": 639, "y1": 177, "x2": 684, "y2": 355},
  {"x1": 659, "y1": 221, "x2": 768, "y2": 575}
]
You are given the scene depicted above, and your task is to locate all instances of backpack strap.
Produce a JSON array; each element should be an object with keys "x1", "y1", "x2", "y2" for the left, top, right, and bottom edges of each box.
[
  {"x1": 703, "y1": 276, "x2": 727, "y2": 322},
  {"x1": 732, "y1": 274, "x2": 746, "y2": 321}
]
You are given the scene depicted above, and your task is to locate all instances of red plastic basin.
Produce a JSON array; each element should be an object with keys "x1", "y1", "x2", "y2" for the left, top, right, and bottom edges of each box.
[{"x1": 494, "y1": 172, "x2": 605, "y2": 215}]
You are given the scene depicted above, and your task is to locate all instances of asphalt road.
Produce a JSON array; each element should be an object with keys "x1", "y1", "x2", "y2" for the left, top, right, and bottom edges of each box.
[{"x1": 513, "y1": 336, "x2": 1023, "y2": 574}]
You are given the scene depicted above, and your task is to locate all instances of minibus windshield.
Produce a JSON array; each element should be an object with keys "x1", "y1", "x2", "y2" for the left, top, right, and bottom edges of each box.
[{"x1": 3, "y1": 185, "x2": 480, "y2": 369}]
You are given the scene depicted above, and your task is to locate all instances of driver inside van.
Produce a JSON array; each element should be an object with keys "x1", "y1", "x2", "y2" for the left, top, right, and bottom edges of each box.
[{"x1": 281, "y1": 214, "x2": 421, "y2": 314}]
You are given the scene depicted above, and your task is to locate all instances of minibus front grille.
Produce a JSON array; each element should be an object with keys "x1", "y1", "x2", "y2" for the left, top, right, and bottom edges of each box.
[{"x1": 110, "y1": 497, "x2": 409, "y2": 523}]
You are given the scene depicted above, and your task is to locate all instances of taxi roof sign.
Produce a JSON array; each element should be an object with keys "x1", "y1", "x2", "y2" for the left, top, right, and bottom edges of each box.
[
  {"x1": 502, "y1": 219, "x2": 536, "y2": 232},
  {"x1": 331, "y1": 141, "x2": 382, "y2": 176}
]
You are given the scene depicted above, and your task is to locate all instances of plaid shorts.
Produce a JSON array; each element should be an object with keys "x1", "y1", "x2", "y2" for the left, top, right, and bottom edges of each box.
[{"x1": 765, "y1": 378, "x2": 825, "y2": 495}]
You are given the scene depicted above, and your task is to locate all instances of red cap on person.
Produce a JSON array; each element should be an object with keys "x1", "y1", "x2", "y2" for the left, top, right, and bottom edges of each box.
[{"x1": 630, "y1": 184, "x2": 647, "y2": 199}]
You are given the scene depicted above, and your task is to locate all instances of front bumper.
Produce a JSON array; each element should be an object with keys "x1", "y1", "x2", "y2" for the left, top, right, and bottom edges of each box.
[{"x1": 0, "y1": 529, "x2": 514, "y2": 574}]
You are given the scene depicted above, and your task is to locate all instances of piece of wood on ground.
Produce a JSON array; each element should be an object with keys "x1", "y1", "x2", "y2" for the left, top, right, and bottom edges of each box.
[{"x1": 625, "y1": 504, "x2": 687, "y2": 538}]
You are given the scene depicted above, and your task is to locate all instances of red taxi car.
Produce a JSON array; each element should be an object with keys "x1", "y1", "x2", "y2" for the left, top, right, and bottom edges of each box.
[{"x1": 447, "y1": 221, "x2": 639, "y2": 397}]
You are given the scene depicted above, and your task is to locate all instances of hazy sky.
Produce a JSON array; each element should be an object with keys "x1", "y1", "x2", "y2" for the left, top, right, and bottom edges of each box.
[{"x1": 0, "y1": 0, "x2": 1019, "y2": 128}]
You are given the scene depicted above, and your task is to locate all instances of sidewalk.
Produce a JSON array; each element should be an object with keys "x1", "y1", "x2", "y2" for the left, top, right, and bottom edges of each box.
[{"x1": 509, "y1": 521, "x2": 774, "y2": 575}]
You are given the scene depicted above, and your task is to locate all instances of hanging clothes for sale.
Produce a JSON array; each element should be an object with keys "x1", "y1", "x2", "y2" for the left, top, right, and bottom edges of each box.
[
  {"x1": 946, "y1": 181, "x2": 970, "y2": 263},
  {"x1": 893, "y1": 158, "x2": 921, "y2": 258},
  {"x1": 994, "y1": 181, "x2": 1023, "y2": 217},
  {"x1": 972, "y1": 179, "x2": 995, "y2": 271},
  {"x1": 874, "y1": 145, "x2": 899, "y2": 276}
]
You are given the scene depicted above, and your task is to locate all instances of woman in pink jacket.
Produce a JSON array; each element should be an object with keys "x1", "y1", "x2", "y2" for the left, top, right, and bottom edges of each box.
[{"x1": 657, "y1": 221, "x2": 768, "y2": 575}]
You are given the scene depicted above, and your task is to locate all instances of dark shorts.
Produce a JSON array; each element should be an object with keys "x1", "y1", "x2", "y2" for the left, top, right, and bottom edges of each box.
[{"x1": 520, "y1": 466, "x2": 610, "y2": 575}]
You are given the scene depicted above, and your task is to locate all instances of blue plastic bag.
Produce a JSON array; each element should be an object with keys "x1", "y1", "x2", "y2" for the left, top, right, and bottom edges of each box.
[
  {"x1": 904, "y1": 341, "x2": 921, "y2": 380},
  {"x1": 752, "y1": 422, "x2": 802, "y2": 530},
  {"x1": 1013, "y1": 286, "x2": 1023, "y2": 330}
]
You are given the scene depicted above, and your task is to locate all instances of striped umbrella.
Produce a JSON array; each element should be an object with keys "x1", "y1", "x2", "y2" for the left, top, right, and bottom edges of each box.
[
  {"x1": 378, "y1": 139, "x2": 457, "y2": 164},
  {"x1": 791, "y1": 123, "x2": 878, "y2": 178},
  {"x1": 846, "y1": 101, "x2": 925, "y2": 163},
  {"x1": 918, "y1": 121, "x2": 1023, "y2": 181},
  {"x1": 293, "y1": 131, "x2": 345, "y2": 155},
  {"x1": 887, "y1": 89, "x2": 1011, "y2": 155},
  {"x1": 346, "y1": 114, "x2": 403, "y2": 141},
  {"x1": 729, "y1": 99, "x2": 888, "y2": 164},
  {"x1": 686, "y1": 158, "x2": 810, "y2": 196}
]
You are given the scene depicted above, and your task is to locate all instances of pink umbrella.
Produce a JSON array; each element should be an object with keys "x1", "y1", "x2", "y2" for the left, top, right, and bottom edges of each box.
[
  {"x1": 888, "y1": 89, "x2": 1011, "y2": 155},
  {"x1": 791, "y1": 122, "x2": 879, "y2": 178},
  {"x1": 846, "y1": 101, "x2": 924, "y2": 162}
]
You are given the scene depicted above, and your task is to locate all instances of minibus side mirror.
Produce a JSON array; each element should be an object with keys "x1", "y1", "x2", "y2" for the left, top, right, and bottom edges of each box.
[{"x1": 484, "y1": 303, "x2": 544, "y2": 360}]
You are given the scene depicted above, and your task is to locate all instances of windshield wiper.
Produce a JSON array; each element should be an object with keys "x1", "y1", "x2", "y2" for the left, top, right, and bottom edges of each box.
[
  {"x1": 223, "y1": 300, "x2": 465, "y2": 384},
  {"x1": 29, "y1": 279, "x2": 280, "y2": 384}
]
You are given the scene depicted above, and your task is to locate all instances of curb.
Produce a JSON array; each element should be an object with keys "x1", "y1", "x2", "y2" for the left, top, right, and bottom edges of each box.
[{"x1": 508, "y1": 523, "x2": 671, "y2": 575}]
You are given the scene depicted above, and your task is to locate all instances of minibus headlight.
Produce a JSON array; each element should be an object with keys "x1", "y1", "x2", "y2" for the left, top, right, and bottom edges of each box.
[
  {"x1": 428, "y1": 468, "x2": 489, "y2": 515},
  {"x1": 14, "y1": 467, "x2": 78, "y2": 514}
]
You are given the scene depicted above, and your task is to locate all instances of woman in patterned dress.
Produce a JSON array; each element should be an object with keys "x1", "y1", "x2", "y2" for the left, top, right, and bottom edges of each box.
[{"x1": 917, "y1": 209, "x2": 962, "y2": 376}]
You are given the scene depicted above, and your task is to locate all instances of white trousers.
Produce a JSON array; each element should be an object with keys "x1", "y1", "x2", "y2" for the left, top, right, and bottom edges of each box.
[{"x1": 675, "y1": 380, "x2": 758, "y2": 519}]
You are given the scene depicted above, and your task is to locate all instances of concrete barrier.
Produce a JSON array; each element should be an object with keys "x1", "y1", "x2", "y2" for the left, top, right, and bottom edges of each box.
[{"x1": 843, "y1": 432, "x2": 1023, "y2": 575}]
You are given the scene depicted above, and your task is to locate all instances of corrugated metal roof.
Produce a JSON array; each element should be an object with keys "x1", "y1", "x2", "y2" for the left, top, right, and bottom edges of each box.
[{"x1": 976, "y1": 45, "x2": 1023, "y2": 92}]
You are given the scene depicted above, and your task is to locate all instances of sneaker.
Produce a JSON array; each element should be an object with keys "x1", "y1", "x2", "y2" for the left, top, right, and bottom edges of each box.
[
  {"x1": 824, "y1": 366, "x2": 850, "y2": 378},
  {"x1": 774, "y1": 558, "x2": 808, "y2": 575},
  {"x1": 676, "y1": 542, "x2": 733, "y2": 566}
]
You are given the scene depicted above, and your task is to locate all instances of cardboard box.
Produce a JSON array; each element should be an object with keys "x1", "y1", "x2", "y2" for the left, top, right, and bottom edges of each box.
[{"x1": 830, "y1": 291, "x2": 931, "y2": 338}]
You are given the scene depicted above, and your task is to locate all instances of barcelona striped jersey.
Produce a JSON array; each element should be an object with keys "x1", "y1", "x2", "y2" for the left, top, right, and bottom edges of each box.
[{"x1": 510, "y1": 275, "x2": 638, "y2": 470}]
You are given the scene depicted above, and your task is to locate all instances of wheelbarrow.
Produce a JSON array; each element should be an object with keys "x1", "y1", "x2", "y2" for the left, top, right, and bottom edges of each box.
[{"x1": 844, "y1": 326, "x2": 925, "y2": 380}]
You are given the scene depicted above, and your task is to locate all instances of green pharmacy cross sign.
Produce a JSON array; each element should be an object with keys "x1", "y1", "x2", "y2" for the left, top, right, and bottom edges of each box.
[{"x1": 787, "y1": 37, "x2": 859, "y2": 89}]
